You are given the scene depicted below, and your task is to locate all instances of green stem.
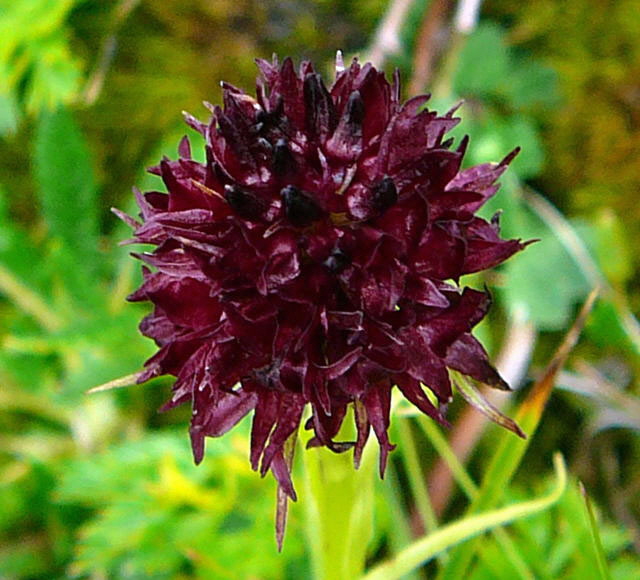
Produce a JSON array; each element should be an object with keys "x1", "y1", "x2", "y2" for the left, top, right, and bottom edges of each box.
[
  {"x1": 302, "y1": 408, "x2": 377, "y2": 580},
  {"x1": 383, "y1": 465, "x2": 422, "y2": 580},
  {"x1": 396, "y1": 418, "x2": 438, "y2": 534},
  {"x1": 415, "y1": 416, "x2": 477, "y2": 498}
]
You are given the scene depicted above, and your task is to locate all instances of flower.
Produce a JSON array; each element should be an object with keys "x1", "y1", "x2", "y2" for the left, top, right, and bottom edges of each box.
[{"x1": 119, "y1": 54, "x2": 526, "y2": 541}]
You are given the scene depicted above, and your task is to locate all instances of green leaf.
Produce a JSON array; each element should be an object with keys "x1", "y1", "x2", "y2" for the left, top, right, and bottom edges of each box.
[
  {"x1": 58, "y1": 429, "x2": 305, "y2": 580},
  {"x1": 502, "y1": 237, "x2": 589, "y2": 331},
  {"x1": 454, "y1": 24, "x2": 510, "y2": 98},
  {"x1": 24, "y1": 35, "x2": 83, "y2": 113},
  {"x1": 579, "y1": 483, "x2": 613, "y2": 580},
  {"x1": 0, "y1": 263, "x2": 64, "y2": 332},
  {"x1": 495, "y1": 194, "x2": 591, "y2": 331},
  {"x1": 466, "y1": 115, "x2": 545, "y2": 179},
  {"x1": 586, "y1": 298, "x2": 638, "y2": 352},
  {"x1": 34, "y1": 107, "x2": 99, "y2": 272},
  {"x1": 503, "y1": 61, "x2": 559, "y2": 109},
  {"x1": 468, "y1": 476, "x2": 638, "y2": 579},
  {"x1": 0, "y1": 0, "x2": 83, "y2": 117},
  {"x1": 0, "y1": 186, "x2": 49, "y2": 291},
  {"x1": 0, "y1": 539, "x2": 50, "y2": 578},
  {"x1": 453, "y1": 21, "x2": 559, "y2": 112}
]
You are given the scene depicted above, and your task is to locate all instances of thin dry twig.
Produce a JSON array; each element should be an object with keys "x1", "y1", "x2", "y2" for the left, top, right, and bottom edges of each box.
[
  {"x1": 82, "y1": 0, "x2": 141, "y2": 105},
  {"x1": 408, "y1": 0, "x2": 455, "y2": 95},
  {"x1": 367, "y1": 0, "x2": 416, "y2": 68},
  {"x1": 453, "y1": 0, "x2": 483, "y2": 34}
]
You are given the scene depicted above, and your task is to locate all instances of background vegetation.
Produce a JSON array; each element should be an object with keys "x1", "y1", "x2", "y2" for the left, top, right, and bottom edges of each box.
[{"x1": 1, "y1": 1, "x2": 639, "y2": 578}]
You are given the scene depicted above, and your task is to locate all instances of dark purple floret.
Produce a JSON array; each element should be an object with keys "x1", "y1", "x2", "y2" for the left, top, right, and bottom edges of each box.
[
  {"x1": 119, "y1": 55, "x2": 528, "y2": 546},
  {"x1": 273, "y1": 138, "x2": 296, "y2": 176},
  {"x1": 281, "y1": 185, "x2": 324, "y2": 226},
  {"x1": 224, "y1": 184, "x2": 266, "y2": 221},
  {"x1": 323, "y1": 247, "x2": 351, "y2": 273},
  {"x1": 372, "y1": 176, "x2": 398, "y2": 214}
]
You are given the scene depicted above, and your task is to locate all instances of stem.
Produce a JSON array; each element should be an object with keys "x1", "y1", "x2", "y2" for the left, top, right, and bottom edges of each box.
[
  {"x1": 396, "y1": 418, "x2": 439, "y2": 534},
  {"x1": 303, "y1": 408, "x2": 377, "y2": 580},
  {"x1": 417, "y1": 416, "x2": 477, "y2": 499},
  {"x1": 579, "y1": 483, "x2": 613, "y2": 580},
  {"x1": 383, "y1": 465, "x2": 423, "y2": 580},
  {"x1": 437, "y1": 291, "x2": 596, "y2": 580}
]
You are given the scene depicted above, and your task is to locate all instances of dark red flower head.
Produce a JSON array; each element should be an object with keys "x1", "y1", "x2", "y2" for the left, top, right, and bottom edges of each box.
[{"x1": 120, "y1": 55, "x2": 526, "y2": 534}]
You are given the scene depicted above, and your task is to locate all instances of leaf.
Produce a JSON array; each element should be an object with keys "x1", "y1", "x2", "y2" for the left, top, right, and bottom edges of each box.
[
  {"x1": 25, "y1": 35, "x2": 82, "y2": 113},
  {"x1": 586, "y1": 299, "x2": 637, "y2": 352},
  {"x1": 454, "y1": 24, "x2": 510, "y2": 98},
  {"x1": 0, "y1": 1, "x2": 83, "y2": 118},
  {"x1": 469, "y1": 476, "x2": 637, "y2": 579},
  {"x1": 0, "y1": 185, "x2": 61, "y2": 329},
  {"x1": 579, "y1": 483, "x2": 613, "y2": 580},
  {"x1": 453, "y1": 21, "x2": 559, "y2": 112},
  {"x1": 503, "y1": 61, "x2": 559, "y2": 109},
  {"x1": 451, "y1": 372, "x2": 525, "y2": 438},
  {"x1": 0, "y1": 263, "x2": 63, "y2": 332},
  {"x1": 497, "y1": 117, "x2": 545, "y2": 179},
  {"x1": 34, "y1": 107, "x2": 99, "y2": 272},
  {"x1": 466, "y1": 116, "x2": 545, "y2": 180},
  {"x1": 501, "y1": 235, "x2": 589, "y2": 331},
  {"x1": 496, "y1": 194, "x2": 591, "y2": 331},
  {"x1": 58, "y1": 430, "x2": 305, "y2": 580},
  {"x1": 0, "y1": 186, "x2": 48, "y2": 290}
]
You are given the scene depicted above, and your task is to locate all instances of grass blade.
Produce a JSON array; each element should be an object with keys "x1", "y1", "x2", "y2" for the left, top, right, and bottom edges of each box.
[
  {"x1": 438, "y1": 289, "x2": 598, "y2": 579},
  {"x1": 580, "y1": 482, "x2": 613, "y2": 580},
  {"x1": 363, "y1": 454, "x2": 567, "y2": 580}
]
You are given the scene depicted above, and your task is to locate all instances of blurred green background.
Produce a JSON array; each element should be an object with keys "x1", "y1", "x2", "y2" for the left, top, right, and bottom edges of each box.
[{"x1": 1, "y1": 1, "x2": 639, "y2": 578}]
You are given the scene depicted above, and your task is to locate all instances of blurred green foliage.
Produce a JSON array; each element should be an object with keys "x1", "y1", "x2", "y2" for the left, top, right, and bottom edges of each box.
[
  {"x1": 1, "y1": 1, "x2": 639, "y2": 578},
  {"x1": 56, "y1": 429, "x2": 307, "y2": 579},
  {"x1": 0, "y1": 0, "x2": 84, "y2": 130}
]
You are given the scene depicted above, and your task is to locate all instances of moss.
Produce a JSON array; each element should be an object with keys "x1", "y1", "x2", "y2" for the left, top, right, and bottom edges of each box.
[{"x1": 487, "y1": 0, "x2": 640, "y2": 268}]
